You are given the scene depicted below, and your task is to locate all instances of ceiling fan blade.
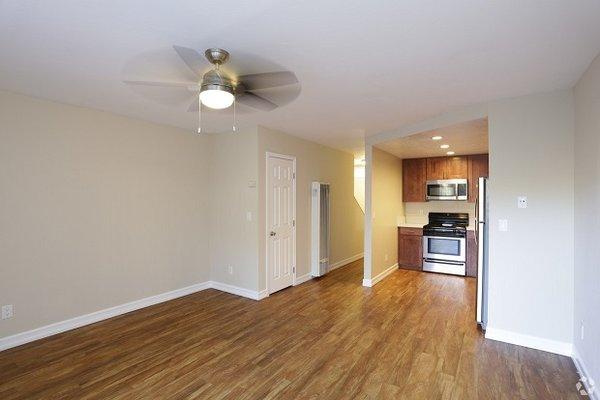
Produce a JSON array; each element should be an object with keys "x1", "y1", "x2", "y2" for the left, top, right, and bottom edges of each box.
[
  {"x1": 173, "y1": 45, "x2": 207, "y2": 78},
  {"x1": 123, "y1": 80, "x2": 198, "y2": 89},
  {"x1": 237, "y1": 92, "x2": 278, "y2": 111},
  {"x1": 238, "y1": 71, "x2": 298, "y2": 90},
  {"x1": 187, "y1": 95, "x2": 199, "y2": 112}
]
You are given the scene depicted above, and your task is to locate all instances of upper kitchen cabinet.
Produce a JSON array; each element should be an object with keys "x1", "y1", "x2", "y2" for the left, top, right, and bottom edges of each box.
[
  {"x1": 426, "y1": 157, "x2": 447, "y2": 180},
  {"x1": 446, "y1": 156, "x2": 468, "y2": 179},
  {"x1": 426, "y1": 156, "x2": 468, "y2": 180},
  {"x1": 467, "y1": 154, "x2": 489, "y2": 202},
  {"x1": 402, "y1": 158, "x2": 427, "y2": 202}
]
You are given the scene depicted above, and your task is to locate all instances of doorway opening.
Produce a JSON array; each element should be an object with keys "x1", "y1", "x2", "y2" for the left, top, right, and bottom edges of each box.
[{"x1": 364, "y1": 117, "x2": 490, "y2": 328}]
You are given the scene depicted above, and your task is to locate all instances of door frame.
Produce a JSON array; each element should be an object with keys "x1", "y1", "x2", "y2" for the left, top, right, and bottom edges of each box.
[{"x1": 265, "y1": 151, "x2": 297, "y2": 295}]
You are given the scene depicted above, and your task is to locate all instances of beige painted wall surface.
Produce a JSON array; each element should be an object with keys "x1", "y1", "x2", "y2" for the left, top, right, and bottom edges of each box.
[
  {"x1": 0, "y1": 90, "x2": 211, "y2": 338},
  {"x1": 208, "y1": 128, "x2": 260, "y2": 291},
  {"x1": 370, "y1": 147, "x2": 403, "y2": 278},
  {"x1": 573, "y1": 54, "x2": 600, "y2": 384},
  {"x1": 257, "y1": 126, "x2": 364, "y2": 291},
  {"x1": 487, "y1": 90, "x2": 574, "y2": 344}
]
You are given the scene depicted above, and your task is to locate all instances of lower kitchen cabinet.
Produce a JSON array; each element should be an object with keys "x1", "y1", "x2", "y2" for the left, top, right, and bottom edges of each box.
[
  {"x1": 466, "y1": 230, "x2": 477, "y2": 277},
  {"x1": 398, "y1": 227, "x2": 423, "y2": 270}
]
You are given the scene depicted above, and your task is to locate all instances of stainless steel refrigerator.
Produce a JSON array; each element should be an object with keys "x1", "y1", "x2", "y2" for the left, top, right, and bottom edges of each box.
[{"x1": 475, "y1": 177, "x2": 489, "y2": 328}]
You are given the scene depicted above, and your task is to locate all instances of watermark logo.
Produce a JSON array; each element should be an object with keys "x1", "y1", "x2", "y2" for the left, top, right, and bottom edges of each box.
[{"x1": 576, "y1": 375, "x2": 595, "y2": 397}]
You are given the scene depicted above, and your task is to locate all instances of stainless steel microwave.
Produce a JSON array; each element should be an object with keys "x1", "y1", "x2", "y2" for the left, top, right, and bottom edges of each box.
[{"x1": 426, "y1": 179, "x2": 468, "y2": 201}]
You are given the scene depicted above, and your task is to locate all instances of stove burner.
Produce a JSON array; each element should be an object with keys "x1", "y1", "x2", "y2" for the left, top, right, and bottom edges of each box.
[{"x1": 423, "y1": 212, "x2": 469, "y2": 238}]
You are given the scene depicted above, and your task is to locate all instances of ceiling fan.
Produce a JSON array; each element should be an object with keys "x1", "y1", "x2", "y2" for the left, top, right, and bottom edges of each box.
[{"x1": 124, "y1": 46, "x2": 299, "y2": 132}]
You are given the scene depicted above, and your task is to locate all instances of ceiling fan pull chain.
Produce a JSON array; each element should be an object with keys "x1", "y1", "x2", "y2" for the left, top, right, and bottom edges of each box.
[
  {"x1": 197, "y1": 94, "x2": 202, "y2": 134},
  {"x1": 233, "y1": 98, "x2": 237, "y2": 133}
]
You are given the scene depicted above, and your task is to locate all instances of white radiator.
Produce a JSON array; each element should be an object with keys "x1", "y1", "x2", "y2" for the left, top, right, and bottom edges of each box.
[{"x1": 311, "y1": 182, "x2": 330, "y2": 277}]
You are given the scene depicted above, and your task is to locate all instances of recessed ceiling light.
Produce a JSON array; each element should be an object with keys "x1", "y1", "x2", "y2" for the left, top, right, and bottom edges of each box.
[
  {"x1": 440, "y1": 144, "x2": 450, "y2": 149},
  {"x1": 447, "y1": 151, "x2": 455, "y2": 155},
  {"x1": 431, "y1": 136, "x2": 443, "y2": 140}
]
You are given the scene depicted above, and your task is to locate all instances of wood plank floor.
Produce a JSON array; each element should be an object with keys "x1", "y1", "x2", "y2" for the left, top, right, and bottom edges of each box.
[{"x1": 0, "y1": 259, "x2": 581, "y2": 399}]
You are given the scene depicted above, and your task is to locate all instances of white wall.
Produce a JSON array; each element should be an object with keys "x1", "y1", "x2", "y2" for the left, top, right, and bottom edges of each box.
[
  {"x1": 365, "y1": 90, "x2": 575, "y2": 353},
  {"x1": 573, "y1": 54, "x2": 600, "y2": 386},
  {"x1": 258, "y1": 126, "x2": 364, "y2": 290},
  {"x1": 487, "y1": 90, "x2": 574, "y2": 348},
  {"x1": 0, "y1": 90, "x2": 212, "y2": 338}
]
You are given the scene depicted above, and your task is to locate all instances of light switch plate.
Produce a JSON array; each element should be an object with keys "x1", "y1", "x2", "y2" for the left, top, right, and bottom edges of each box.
[
  {"x1": 517, "y1": 196, "x2": 528, "y2": 209},
  {"x1": 498, "y1": 219, "x2": 508, "y2": 232}
]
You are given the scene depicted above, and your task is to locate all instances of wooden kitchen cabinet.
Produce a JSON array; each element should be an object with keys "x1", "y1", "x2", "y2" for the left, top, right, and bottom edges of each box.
[
  {"x1": 446, "y1": 156, "x2": 468, "y2": 179},
  {"x1": 467, "y1": 154, "x2": 489, "y2": 203},
  {"x1": 466, "y1": 230, "x2": 477, "y2": 277},
  {"x1": 426, "y1": 156, "x2": 468, "y2": 180},
  {"x1": 398, "y1": 227, "x2": 423, "y2": 270},
  {"x1": 402, "y1": 158, "x2": 427, "y2": 202},
  {"x1": 403, "y1": 154, "x2": 487, "y2": 203},
  {"x1": 426, "y1": 157, "x2": 447, "y2": 180}
]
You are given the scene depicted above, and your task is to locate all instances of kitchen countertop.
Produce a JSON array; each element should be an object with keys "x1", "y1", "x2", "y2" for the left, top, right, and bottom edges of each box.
[{"x1": 398, "y1": 222, "x2": 475, "y2": 231}]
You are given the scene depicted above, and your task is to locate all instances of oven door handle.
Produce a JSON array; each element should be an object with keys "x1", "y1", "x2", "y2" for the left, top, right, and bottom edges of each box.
[{"x1": 423, "y1": 258, "x2": 465, "y2": 266}]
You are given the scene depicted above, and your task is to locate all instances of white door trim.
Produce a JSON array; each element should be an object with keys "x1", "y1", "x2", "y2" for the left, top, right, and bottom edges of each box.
[{"x1": 265, "y1": 151, "x2": 297, "y2": 295}]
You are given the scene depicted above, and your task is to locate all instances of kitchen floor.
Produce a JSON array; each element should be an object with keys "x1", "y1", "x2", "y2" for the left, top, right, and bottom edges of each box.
[{"x1": 0, "y1": 260, "x2": 580, "y2": 399}]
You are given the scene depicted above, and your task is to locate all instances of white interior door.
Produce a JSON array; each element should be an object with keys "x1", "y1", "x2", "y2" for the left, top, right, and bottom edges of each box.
[{"x1": 267, "y1": 153, "x2": 296, "y2": 294}]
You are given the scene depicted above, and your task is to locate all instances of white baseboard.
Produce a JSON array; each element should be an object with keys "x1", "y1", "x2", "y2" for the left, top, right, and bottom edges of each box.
[
  {"x1": 362, "y1": 263, "x2": 398, "y2": 287},
  {"x1": 484, "y1": 327, "x2": 573, "y2": 356},
  {"x1": 209, "y1": 281, "x2": 265, "y2": 301},
  {"x1": 294, "y1": 273, "x2": 312, "y2": 286},
  {"x1": 0, "y1": 281, "x2": 211, "y2": 352},
  {"x1": 572, "y1": 345, "x2": 599, "y2": 400},
  {"x1": 329, "y1": 253, "x2": 364, "y2": 271}
]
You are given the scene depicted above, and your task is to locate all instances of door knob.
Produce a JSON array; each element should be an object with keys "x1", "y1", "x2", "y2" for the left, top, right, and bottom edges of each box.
[{"x1": 269, "y1": 231, "x2": 276, "y2": 237}]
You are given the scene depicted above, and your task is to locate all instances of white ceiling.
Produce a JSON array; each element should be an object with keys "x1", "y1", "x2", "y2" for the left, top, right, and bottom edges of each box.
[
  {"x1": 1, "y1": 1, "x2": 599, "y2": 154},
  {"x1": 376, "y1": 118, "x2": 488, "y2": 159}
]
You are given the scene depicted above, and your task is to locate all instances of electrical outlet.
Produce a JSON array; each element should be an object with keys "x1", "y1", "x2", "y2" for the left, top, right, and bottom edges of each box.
[
  {"x1": 228, "y1": 266, "x2": 233, "y2": 275},
  {"x1": 498, "y1": 219, "x2": 508, "y2": 232},
  {"x1": 246, "y1": 211, "x2": 252, "y2": 221},
  {"x1": 384, "y1": 254, "x2": 389, "y2": 262},
  {"x1": 581, "y1": 321, "x2": 585, "y2": 340},
  {"x1": 1, "y1": 305, "x2": 14, "y2": 320}
]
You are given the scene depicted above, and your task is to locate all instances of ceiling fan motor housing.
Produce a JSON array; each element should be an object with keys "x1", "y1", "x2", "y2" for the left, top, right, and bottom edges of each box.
[{"x1": 201, "y1": 69, "x2": 235, "y2": 95}]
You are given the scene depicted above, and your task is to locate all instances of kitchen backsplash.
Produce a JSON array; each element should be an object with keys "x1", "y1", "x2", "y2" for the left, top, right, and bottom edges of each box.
[{"x1": 403, "y1": 202, "x2": 476, "y2": 225}]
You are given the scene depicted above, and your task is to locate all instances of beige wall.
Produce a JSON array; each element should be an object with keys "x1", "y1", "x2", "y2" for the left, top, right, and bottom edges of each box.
[
  {"x1": 208, "y1": 128, "x2": 260, "y2": 290},
  {"x1": 574, "y1": 54, "x2": 600, "y2": 383},
  {"x1": 0, "y1": 90, "x2": 211, "y2": 338},
  {"x1": 487, "y1": 90, "x2": 574, "y2": 345},
  {"x1": 370, "y1": 147, "x2": 403, "y2": 278},
  {"x1": 258, "y1": 126, "x2": 364, "y2": 290},
  {"x1": 0, "y1": 91, "x2": 364, "y2": 340}
]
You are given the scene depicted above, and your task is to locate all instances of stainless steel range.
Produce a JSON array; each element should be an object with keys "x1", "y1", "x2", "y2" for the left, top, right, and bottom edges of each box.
[{"x1": 422, "y1": 212, "x2": 468, "y2": 276}]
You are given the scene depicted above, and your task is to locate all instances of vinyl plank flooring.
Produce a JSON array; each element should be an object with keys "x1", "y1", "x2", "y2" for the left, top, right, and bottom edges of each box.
[{"x1": 0, "y1": 260, "x2": 581, "y2": 399}]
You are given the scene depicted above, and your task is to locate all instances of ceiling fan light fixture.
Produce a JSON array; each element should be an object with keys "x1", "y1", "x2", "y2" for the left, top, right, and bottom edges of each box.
[{"x1": 199, "y1": 86, "x2": 234, "y2": 109}]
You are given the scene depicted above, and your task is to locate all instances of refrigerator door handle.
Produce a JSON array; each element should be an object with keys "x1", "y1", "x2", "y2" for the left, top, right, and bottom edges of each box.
[{"x1": 474, "y1": 196, "x2": 479, "y2": 245}]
